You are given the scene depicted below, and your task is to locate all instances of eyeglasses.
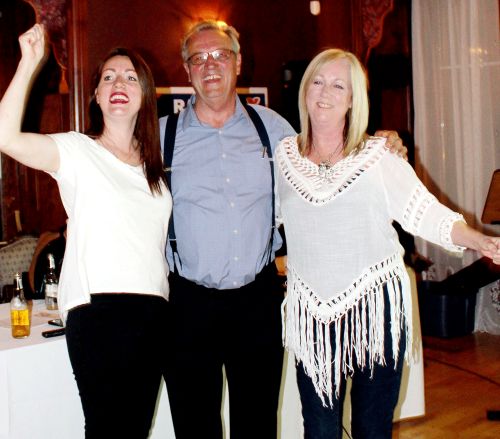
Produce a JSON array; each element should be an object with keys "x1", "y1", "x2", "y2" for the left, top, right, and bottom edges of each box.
[{"x1": 187, "y1": 49, "x2": 235, "y2": 65}]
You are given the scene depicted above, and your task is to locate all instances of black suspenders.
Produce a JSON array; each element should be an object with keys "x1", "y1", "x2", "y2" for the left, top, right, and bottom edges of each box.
[
  {"x1": 241, "y1": 99, "x2": 275, "y2": 265},
  {"x1": 163, "y1": 112, "x2": 180, "y2": 270},
  {"x1": 163, "y1": 97, "x2": 276, "y2": 272}
]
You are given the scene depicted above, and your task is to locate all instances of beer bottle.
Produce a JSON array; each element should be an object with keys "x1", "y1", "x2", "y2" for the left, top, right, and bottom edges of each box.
[
  {"x1": 44, "y1": 253, "x2": 59, "y2": 310},
  {"x1": 10, "y1": 272, "x2": 30, "y2": 338}
]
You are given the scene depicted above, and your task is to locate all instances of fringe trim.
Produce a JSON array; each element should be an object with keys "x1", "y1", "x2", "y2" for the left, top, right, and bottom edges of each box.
[{"x1": 283, "y1": 252, "x2": 413, "y2": 407}]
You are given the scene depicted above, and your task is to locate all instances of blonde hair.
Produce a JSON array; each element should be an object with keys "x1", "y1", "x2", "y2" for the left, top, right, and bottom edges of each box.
[
  {"x1": 181, "y1": 20, "x2": 240, "y2": 62},
  {"x1": 297, "y1": 48, "x2": 369, "y2": 157}
]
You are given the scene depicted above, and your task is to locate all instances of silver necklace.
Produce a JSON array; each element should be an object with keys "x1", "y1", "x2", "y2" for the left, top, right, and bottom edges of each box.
[
  {"x1": 313, "y1": 144, "x2": 342, "y2": 179},
  {"x1": 317, "y1": 152, "x2": 336, "y2": 178},
  {"x1": 98, "y1": 136, "x2": 139, "y2": 165}
]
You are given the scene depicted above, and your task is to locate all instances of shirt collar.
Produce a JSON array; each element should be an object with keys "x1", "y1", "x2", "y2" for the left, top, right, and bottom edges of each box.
[{"x1": 181, "y1": 94, "x2": 252, "y2": 131}]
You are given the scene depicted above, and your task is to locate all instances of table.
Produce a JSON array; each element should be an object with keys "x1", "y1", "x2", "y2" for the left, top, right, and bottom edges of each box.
[
  {"x1": 0, "y1": 300, "x2": 303, "y2": 439},
  {"x1": 0, "y1": 296, "x2": 423, "y2": 439}
]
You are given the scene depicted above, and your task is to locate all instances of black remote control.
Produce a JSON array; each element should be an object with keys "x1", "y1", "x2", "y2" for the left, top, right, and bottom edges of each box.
[{"x1": 42, "y1": 328, "x2": 66, "y2": 338}]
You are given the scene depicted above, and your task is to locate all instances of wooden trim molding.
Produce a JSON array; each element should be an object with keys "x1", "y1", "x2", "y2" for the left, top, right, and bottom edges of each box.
[
  {"x1": 22, "y1": 0, "x2": 69, "y2": 93},
  {"x1": 351, "y1": 0, "x2": 394, "y2": 63},
  {"x1": 22, "y1": 0, "x2": 87, "y2": 131},
  {"x1": 67, "y1": 0, "x2": 88, "y2": 132}
]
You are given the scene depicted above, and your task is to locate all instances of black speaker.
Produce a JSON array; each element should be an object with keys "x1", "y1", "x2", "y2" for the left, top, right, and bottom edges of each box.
[{"x1": 418, "y1": 281, "x2": 477, "y2": 338}]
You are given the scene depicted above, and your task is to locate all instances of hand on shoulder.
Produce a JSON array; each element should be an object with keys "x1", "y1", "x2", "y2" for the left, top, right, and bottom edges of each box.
[{"x1": 374, "y1": 130, "x2": 408, "y2": 161}]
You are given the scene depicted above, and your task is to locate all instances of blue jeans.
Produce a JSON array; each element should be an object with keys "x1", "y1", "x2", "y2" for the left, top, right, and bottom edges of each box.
[{"x1": 296, "y1": 288, "x2": 406, "y2": 439}]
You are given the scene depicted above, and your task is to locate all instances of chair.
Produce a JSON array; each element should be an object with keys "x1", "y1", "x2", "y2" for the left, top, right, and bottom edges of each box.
[{"x1": 0, "y1": 235, "x2": 38, "y2": 302}]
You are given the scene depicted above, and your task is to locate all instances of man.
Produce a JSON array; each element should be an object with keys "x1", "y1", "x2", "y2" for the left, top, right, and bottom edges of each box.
[{"x1": 160, "y1": 20, "x2": 406, "y2": 439}]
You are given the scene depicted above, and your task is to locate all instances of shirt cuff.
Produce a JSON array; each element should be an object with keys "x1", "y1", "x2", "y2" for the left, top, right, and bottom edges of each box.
[{"x1": 439, "y1": 213, "x2": 467, "y2": 254}]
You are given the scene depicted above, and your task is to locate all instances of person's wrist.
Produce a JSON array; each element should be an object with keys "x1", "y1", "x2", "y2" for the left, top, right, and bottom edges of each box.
[
  {"x1": 17, "y1": 58, "x2": 38, "y2": 77},
  {"x1": 471, "y1": 230, "x2": 489, "y2": 253}
]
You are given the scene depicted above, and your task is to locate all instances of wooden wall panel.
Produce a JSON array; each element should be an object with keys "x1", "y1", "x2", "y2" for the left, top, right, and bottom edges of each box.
[
  {"x1": 84, "y1": 0, "x2": 353, "y2": 115},
  {"x1": 1, "y1": 94, "x2": 68, "y2": 240},
  {"x1": 1, "y1": 0, "x2": 37, "y2": 240},
  {"x1": 0, "y1": 0, "x2": 413, "y2": 241},
  {"x1": 366, "y1": 0, "x2": 414, "y2": 159},
  {"x1": 0, "y1": 0, "x2": 67, "y2": 240}
]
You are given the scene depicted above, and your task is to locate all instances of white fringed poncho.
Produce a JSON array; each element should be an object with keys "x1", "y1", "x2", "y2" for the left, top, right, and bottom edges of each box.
[{"x1": 275, "y1": 135, "x2": 465, "y2": 405}]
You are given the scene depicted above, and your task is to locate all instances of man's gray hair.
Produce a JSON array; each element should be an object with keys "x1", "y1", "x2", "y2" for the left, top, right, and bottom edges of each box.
[{"x1": 181, "y1": 20, "x2": 240, "y2": 62}]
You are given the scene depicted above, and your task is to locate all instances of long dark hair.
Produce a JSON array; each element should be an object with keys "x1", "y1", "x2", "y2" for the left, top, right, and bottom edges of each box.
[{"x1": 86, "y1": 48, "x2": 166, "y2": 195}]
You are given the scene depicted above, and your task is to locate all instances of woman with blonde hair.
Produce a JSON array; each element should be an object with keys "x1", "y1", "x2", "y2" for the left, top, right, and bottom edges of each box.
[{"x1": 275, "y1": 48, "x2": 500, "y2": 438}]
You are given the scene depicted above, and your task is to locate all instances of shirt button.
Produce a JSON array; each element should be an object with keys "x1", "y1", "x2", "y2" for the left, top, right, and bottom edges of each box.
[
  {"x1": 233, "y1": 229, "x2": 238, "y2": 234},
  {"x1": 225, "y1": 177, "x2": 231, "y2": 183},
  {"x1": 222, "y1": 153, "x2": 227, "y2": 158},
  {"x1": 234, "y1": 256, "x2": 239, "y2": 261},
  {"x1": 233, "y1": 281, "x2": 238, "y2": 287},
  {"x1": 230, "y1": 202, "x2": 235, "y2": 207}
]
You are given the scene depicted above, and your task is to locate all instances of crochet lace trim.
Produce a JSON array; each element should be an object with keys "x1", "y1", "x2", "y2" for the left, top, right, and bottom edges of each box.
[
  {"x1": 283, "y1": 252, "x2": 413, "y2": 406},
  {"x1": 402, "y1": 182, "x2": 436, "y2": 234},
  {"x1": 439, "y1": 212, "x2": 467, "y2": 252},
  {"x1": 402, "y1": 184, "x2": 466, "y2": 252},
  {"x1": 276, "y1": 136, "x2": 387, "y2": 205}
]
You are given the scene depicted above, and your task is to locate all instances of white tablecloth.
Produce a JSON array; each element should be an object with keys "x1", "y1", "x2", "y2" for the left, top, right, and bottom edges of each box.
[
  {"x1": 0, "y1": 300, "x2": 303, "y2": 439},
  {"x1": 475, "y1": 281, "x2": 500, "y2": 335},
  {"x1": 0, "y1": 293, "x2": 423, "y2": 439}
]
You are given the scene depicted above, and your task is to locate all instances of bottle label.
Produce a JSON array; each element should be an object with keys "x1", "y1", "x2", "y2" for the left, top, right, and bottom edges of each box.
[
  {"x1": 11, "y1": 309, "x2": 30, "y2": 326},
  {"x1": 45, "y1": 284, "x2": 58, "y2": 298}
]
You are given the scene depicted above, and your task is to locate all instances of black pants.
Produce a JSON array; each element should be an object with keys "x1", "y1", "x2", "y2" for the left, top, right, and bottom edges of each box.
[
  {"x1": 65, "y1": 294, "x2": 169, "y2": 439},
  {"x1": 164, "y1": 264, "x2": 285, "y2": 439}
]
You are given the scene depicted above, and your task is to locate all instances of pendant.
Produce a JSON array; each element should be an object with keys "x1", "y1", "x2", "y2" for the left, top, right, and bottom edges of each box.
[{"x1": 318, "y1": 160, "x2": 332, "y2": 179}]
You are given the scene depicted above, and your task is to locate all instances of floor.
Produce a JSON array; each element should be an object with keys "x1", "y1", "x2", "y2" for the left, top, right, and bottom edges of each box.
[{"x1": 392, "y1": 332, "x2": 500, "y2": 439}]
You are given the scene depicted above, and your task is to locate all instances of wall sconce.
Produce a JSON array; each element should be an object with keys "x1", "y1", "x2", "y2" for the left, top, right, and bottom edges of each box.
[{"x1": 310, "y1": 1, "x2": 321, "y2": 16}]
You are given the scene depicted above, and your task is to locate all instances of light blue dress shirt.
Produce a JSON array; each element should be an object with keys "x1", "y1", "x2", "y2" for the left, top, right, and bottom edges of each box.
[{"x1": 159, "y1": 96, "x2": 295, "y2": 289}]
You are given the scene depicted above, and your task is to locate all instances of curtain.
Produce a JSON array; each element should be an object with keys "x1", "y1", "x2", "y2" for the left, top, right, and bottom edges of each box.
[{"x1": 412, "y1": 0, "x2": 500, "y2": 333}]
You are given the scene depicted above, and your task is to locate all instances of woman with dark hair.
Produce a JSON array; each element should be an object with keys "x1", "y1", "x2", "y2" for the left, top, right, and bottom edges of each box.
[
  {"x1": 86, "y1": 47, "x2": 165, "y2": 192},
  {"x1": 0, "y1": 24, "x2": 171, "y2": 438}
]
